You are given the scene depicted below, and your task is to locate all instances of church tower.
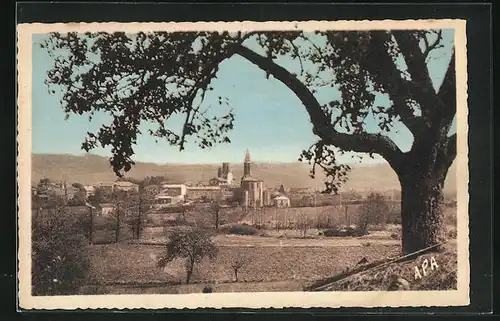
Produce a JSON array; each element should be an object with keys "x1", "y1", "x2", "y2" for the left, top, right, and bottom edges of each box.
[{"x1": 243, "y1": 149, "x2": 251, "y2": 177}]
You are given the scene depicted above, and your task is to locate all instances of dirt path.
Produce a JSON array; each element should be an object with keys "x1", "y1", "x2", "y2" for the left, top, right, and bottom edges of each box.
[
  {"x1": 134, "y1": 234, "x2": 401, "y2": 247},
  {"x1": 213, "y1": 235, "x2": 400, "y2": 247}
]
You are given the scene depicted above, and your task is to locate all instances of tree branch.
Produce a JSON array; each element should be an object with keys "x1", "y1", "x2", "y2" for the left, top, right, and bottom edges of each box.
[
  {"x1": 234, "y1": 44, "x2": 404, "y2": 167},
  {"x1": 437, "y1": 50, "x2": 456, "y2": 132},
  {"x1": 422, "y1": 30, "x2": 444, "y2": 59},
  {"x1": 366, "y1": 32, "x2": 424, "y2": 133},
  {"x1": 446, "y1": 133, "x2": 456, "y2": 164},
  {"x1": 392, "y1": 31, "x2": 439, "y2": 123}
]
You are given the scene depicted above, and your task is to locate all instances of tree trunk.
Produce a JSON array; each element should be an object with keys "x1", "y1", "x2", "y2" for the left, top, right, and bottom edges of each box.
[
  {"x1": 137, "y1": 198, "x2": 142, "y2": 240},
  {"x1": 89, "y1": 207, "x2": 94, "y2": 245},
  {"x1": 186, "y1": 262, "x2": 194, "y2": 284},
  {"x1": 115, "y1": 212, "x2": 120, "y2": 243},
  {"x1": 399, "y1": 168, "x2": 447, "y2": 255},
  {"x1": 234, "y1": 269, "x2": 238, "y2": 282}
]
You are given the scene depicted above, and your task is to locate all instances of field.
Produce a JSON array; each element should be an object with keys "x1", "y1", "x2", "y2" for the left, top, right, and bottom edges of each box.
[
  {"x1": 34, "y1": 201, "x2": 458, "y2": 294},
  {"x1": 81, "y1": 242, "x2": 401, "y2": 294}
]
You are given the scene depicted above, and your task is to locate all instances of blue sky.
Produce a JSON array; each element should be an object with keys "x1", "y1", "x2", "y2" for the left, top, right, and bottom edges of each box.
[{"x1": 31, "y1": 30, "x2": 455, "y2": 165}]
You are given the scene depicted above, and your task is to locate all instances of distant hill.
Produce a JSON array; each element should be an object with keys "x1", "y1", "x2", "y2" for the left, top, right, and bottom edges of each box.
[{"x1": 31, "y1": 153, "x2": 457, "y2": 196}]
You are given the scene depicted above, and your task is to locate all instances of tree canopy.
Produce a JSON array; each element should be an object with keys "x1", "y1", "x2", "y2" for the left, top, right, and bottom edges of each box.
[{"x1": 157, "y1": 228, "x2": 218, "y2": 284}]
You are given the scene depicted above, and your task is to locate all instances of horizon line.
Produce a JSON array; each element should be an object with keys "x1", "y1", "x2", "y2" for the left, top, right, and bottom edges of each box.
[{"x1": 31, "y1": 152, "x2": 389, "y2": 167}]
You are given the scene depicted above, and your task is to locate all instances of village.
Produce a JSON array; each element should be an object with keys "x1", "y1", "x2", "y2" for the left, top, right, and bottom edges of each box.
[{"x1": 33, "y1": 150, "x2": 403, "y2": 220}]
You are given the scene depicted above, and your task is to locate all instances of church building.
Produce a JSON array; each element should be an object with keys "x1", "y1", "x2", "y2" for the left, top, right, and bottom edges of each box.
[
  {"x1": 240, "y1": 150, "x2": 264, "y2": 208},
  {"x1": 209, "y1": 162, "x2": 234, "y2": 186}
]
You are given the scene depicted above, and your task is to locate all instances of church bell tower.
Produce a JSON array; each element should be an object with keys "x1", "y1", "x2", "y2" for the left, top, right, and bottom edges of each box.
[{"x1": 243, "y1": 149, "x2": 251, "y2": 177}]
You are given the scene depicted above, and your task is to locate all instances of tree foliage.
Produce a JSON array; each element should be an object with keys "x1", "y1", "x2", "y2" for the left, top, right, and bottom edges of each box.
[
  {"x1": 43, "y1": 30, "x2": 455, "y2": 192},
  {"x1": 357, "y1": 192, "x2": 391, "y2": 234},
  {"x1": 157, "y1": 228, "x2": 218, "y2": 284},
  {"x1": 32, "y1": 205, "x2": 90, "y2": 295}
]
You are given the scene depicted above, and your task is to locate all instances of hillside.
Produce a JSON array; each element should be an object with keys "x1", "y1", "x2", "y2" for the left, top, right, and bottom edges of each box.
[{"x1": 31, "y1": 153, "x2": 457, "y2": 195}]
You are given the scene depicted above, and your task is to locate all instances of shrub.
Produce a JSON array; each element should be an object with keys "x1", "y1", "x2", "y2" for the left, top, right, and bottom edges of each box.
[
  {"x1": 323, "y1": 226, "x2": 366, "y2": 237},
  {"x1": 227, "y1": 224, "x2": 259, "y2": 236},
  {"x1": 32, "y1": 206, "x2": 91, "y2": 295},
  {"x1": 323, "y1": 228, "x2": 348, "y2": 237},
  {"x1": 357, "y1": 193, "x2": 390, "y2": 233}
]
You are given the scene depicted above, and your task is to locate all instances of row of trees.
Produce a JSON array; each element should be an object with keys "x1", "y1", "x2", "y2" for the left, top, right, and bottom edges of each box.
[
  {"x1": 89, "y1": 189, "x2": 154, "y2": 243},
  {"x1": 245, "y1": 192, "x2": 395, "y2": 236},
  {"x1": 33, "y1": 178, "x2": 88, "y2": 208}
]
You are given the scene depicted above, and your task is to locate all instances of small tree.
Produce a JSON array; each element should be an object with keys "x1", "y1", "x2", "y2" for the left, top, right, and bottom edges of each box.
[
  {"x1": 296, "y1": 213, "x2": 311, "y2": 238},
  {"x1": 110, "y1": 190, "x2": 134, "y2": 243},
  {"x1": 211, "y1": 201, "x2": 222, "y2": 231},
  {"x1": 32, "y1": 205, "x2": 90, "y2": 295},
  {"x1": 230, "y1": 251, "x2": 250, "y2": 282},
  {"x1": 88, "y1": 187, "x2": 105, "y2": 205},
  {"x1": 180, "y1": 200, "x2": 188, "y2": 222},
  {"x1": 128, "y1": 189, "x2": 153, "y2": 239},
  {"x1": 357, "y1": 192, "x2": 390, "y2": 235},
  {"x1": 157, "y1": 228, "x2": 218, "y2": 284}
]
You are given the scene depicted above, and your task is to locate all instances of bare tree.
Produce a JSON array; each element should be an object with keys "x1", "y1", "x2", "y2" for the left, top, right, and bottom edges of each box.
[
  {"x1": 210, "y1": 200, "x2": 222, "y2": 231},
  {"x1": 296, "y1": 213, "x2": 311, "y2": 238},
  {"x1": 128, "y1": 188, "x2": 153, "y2": 239},
  {"x1": 230, "y1": 251, "x2": 251, "y2": 282},
  {"x1": 110, "y1": 191, "x2": 134, "y2": 243}
]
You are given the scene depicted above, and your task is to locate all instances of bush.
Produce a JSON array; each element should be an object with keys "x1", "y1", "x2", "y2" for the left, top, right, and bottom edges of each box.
[
  {"x1": 323, "y1": 228, "x2": 349, "y2": 237},
  {"x1": 357, "y1": 193, "x2": 390, "y2": 233},
  {"x1": 227, "y1": 224, "x2": 259, "y2": 236},
  {"x1": 385, "y1": 212, "x2": 402, "y2": 225},
  {"x1": 323, "y1": 226, "x2": 366, "y2": 237},
  {"x1": 32, "y1": 206, "x2": 91, "y2": 295}
]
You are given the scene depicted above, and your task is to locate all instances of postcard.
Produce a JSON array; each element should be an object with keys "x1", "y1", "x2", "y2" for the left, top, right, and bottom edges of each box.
[{"x1": 17, "y1": 19, "x2": 469, "y2": 309}]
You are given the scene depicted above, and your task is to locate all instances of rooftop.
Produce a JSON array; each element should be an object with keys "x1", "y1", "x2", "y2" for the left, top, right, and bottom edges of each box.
[
  {"x1": 187, "y1": 186, "x2": 221, "y2": 190},
  {"x1": 241, "y1": 175, "x2": 262, "y2": 182},
  {"x1": 114, "y1": 181, "x2": 138, "y2": 186}
]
